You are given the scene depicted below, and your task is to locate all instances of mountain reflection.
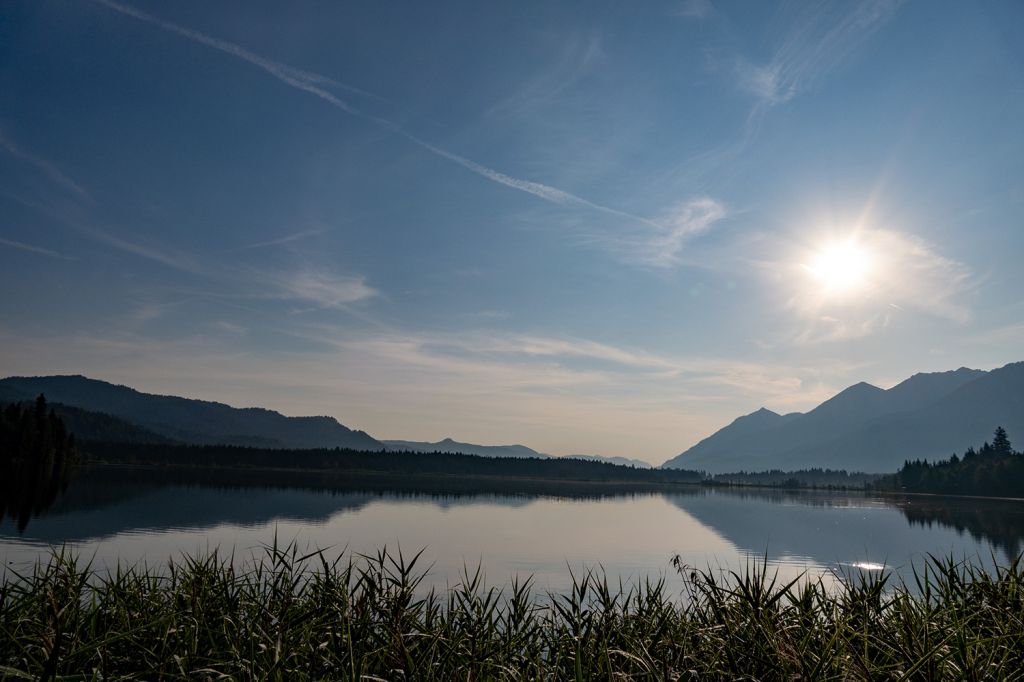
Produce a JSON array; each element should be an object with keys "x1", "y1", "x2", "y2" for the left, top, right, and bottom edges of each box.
[
  {"x1": 2, "y1": 466, "x2": 696, "y2": 540},
  {"x1": 667, "y1": 488, "x2": 1024, "y2": 566},
  {"x1": 2, "y1": 466, "x2": 1023, "y2": 570}
]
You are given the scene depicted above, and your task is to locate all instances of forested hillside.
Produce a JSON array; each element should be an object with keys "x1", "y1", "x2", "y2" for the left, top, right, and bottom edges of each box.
[{"x1": 877, "y1": 427, "x2": 1024, "y2": 497}]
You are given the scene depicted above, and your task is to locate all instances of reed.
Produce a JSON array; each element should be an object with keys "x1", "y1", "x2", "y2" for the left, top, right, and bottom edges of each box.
[{"x1": 1, "y1": 542, "x2": 1022, "y2": 680}]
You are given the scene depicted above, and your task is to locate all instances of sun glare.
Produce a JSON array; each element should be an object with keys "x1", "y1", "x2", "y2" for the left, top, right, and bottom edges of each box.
[{"x1": 806, "y1": 238, "x2": 873, "y2": 295}]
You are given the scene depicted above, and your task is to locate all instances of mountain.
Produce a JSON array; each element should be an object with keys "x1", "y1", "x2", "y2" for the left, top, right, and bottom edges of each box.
[
  {"x1": 383, "y1": 439, "x2": 651, "y2": 467},
  {"x1": 0, "y1": 383, "x2": 32, "y2": 404},
  {"x1": 565, "y1": 454, "x2": 651, "y2": 469},
  {"x1": 662, "y1": 363, "x2": 1020, "y2": 474},
  {"x1": 0, "y1": 375, "x2": 381, "y2": 450},
  {"x1": 383, "y1": 438, "x2": 550, "y2": 459},
  {"x1": 49, "y1": 403, "x2": 177, "y2": 445}
]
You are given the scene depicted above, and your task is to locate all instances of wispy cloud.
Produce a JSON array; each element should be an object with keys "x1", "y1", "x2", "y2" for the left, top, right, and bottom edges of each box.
[
  {"x1": 450, "y1": 333, "x2": 679, "y2": 371},
  {"x1": 0, "y1": 132, "x2": 92, "y2": 201},
  {"x1": 0, "y1": 321, "x2": 863, "y2": 461},
  {"x1": 93, "y1": 0, "x2": 663, "y2": 232},
  {"x1": 735, "y1": 0, "x2": 904, "y2": 107},
  {"x1": 277, "y1": 270, "x2": 378, "y2": 308},
  {"x1": 484, "y1": 31, "x2": 603, "y2": 120},
  {"x1": 93, "y1": 0, "x2": 375, "y2": 100},
  {"x1": 213, "y1": 320, "x2": 248, "y2": 335},
  {"x1": 301, "y1": 326, "x2": 852, "y2": 410},
  {"x1": 59, "y1": 215, "x2": 378, "y2": 313},
  {"x1": 236, "y1": 228, "x2": 326, "y2": 250},
  {"x1": 666, "y1": 0, "x2": 903, "y2": 187},
  {"x1": 676, "y1": 0, "x2": 714, "y2": 21},
  {"x1": 599, "y1": 197, "x2": 727, "y2": 267},
  {"x1": 0, "y1": 237, "x2": 74, "y2": 261},
  {"x1": 80, "y1": 225, "x2": 203, "y2": 273}
]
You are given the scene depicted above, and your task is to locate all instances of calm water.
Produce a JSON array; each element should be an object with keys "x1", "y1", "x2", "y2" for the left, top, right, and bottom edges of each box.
[{"x1": 2, "y1": 467, "x2": 1023, "y2": 593}]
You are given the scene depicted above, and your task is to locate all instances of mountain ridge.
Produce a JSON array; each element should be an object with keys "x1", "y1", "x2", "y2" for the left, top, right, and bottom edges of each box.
[
  {"x1": 0, "y1": 375, "x2": 382, "y2": 451},
  {"x1": 383, "y1": 438, "x2": 650, "y2": 467},
  {"x1": 1, "y1": 374, "x2": 649, "y2": 466},
  {"x1": 382, "y1": 438, "x2": 549, "y2": 459},
  {"x1": 662, "y1": 362, "x2": 1023, "y2": 473}
]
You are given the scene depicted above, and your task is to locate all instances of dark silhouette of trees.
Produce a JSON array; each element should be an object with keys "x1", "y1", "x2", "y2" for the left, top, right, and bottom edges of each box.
[
  {"x1": 80, "y1": 440, "x2": 703, "y2": 484},
  {"x1": 0, "y1": 394, "x2": 79, "y2": 531},
  {"x1": 877, "y1": 427, "x2": 1024, "y2": 497},
  {"x1": 993, "y1": 426, "x2": 1012, "y2": 457},
  {"x1": 707, "y1": 468, "x2": 879, "y2": 489}
]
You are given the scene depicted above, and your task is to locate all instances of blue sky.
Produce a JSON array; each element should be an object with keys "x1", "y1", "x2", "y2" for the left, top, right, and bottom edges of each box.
[{"x1": 1, "y1": 0, "x2": 1022, "y2": 463}]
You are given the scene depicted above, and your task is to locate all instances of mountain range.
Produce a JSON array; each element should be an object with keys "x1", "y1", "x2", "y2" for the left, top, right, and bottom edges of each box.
[
  {"x1": 383, "y1": 438, "x2": 546, "y2": 459},
  {"x1": 5, "y1": 362, "x2": 1021, "y2": 474},
  {"x1": 662, "y1": 362, "x2": 1024, "y2": 473},
  {"x1": 0, "y1": 375, "x2": 380, "y2": 450},
  {"x1": 0, "y1": 375, "x2": 647, "y2": 467},
  {"x1": 382, "y1": 439, "x2": 650, "y2": 468}
]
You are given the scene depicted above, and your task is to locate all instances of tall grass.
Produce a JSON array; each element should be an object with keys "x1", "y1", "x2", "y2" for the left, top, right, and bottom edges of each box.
[{"x1": 1, "y1": 543, "x2": 1022, "y2": 680}]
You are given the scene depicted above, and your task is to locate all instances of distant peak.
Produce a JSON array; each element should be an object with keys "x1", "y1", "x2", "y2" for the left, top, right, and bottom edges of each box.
[
  {"x1": 828, "y1": 381, "x2": 884, "y2": 398},
  {"x1": 732, "y1": 407, "x2": 781, "y2": 425},
  {"x1": 848, "y1": 381, "x2": 882, "y2": 391}
]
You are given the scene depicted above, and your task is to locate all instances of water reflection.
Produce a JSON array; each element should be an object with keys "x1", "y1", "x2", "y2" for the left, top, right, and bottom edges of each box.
[
  {"x1": 0, "y1": 441, "x2": 76, "y2": 534},
  {"x1": 895, "y1": 496, "x2": 1024, "y2": 559},
  {"x1": 1, "y1": 466, "x2": 1022, "y2": 591},
  {"x1": 16, "y1": 466, "x2": 691, "y2": 540},
  {"x1": 667, "y1": 488, "x2": 1024, "y2": 569}
]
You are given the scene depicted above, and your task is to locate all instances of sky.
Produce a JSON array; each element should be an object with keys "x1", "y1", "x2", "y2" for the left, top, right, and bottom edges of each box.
[{"x1": 1, "y1": 0, "x2": 1022, "y2": 465}]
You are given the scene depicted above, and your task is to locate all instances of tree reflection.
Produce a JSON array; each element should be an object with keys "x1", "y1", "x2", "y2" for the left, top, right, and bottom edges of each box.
[
  {"x1": 895, "y1": 496, "x2": 1024, "y2": 559},
  {"x1": 0, "y1": 396, "x2": 78, "y2": 532}
]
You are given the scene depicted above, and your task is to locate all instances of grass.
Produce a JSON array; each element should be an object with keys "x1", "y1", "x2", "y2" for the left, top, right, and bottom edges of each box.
[{"x1": 1, "y1": 543, "x2": 1023, "y2": 680}]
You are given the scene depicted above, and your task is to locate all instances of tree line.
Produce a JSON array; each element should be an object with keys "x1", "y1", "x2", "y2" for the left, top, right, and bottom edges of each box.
[
  {"x1": 82, "y1": 440, "x2": 705, "y2": 484},
  {"x1": 876, "y1": 427, "x2": 1023, "y2": 497},
  {"x1": 707, "y1": 468, "x2": 880, "y2": 490}
]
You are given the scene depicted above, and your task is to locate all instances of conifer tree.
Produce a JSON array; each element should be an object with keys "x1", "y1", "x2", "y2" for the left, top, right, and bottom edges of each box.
[{"x1": 992, "y1": 426, "x2": 1012, "y2": 457}]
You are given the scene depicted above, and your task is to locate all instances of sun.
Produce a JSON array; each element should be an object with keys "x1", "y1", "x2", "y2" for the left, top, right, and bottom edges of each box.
[{"x1": 805, "y1": 237, "x2": 873, "y2": 295}]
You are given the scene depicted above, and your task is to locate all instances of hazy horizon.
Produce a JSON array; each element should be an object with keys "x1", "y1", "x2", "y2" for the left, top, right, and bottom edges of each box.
[{"x1": 2, "y1": 1, "x2": 1022, "y2": 464}]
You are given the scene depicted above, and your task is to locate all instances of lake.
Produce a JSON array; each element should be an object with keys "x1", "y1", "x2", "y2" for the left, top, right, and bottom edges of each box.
[{"x1": 2, "y1": 466, "x2": 1023, "y2": 593}]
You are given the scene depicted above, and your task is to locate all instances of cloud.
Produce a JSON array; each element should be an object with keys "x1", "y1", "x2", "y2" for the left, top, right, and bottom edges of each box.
[
  {"x1": 299, "y1": 326, "x2": 852, "y2": 410},
  {"x1": 0, "y1": 237, "x2": 74, "y2": 261},
  {"x1": 0, "y1": 320, "x2": 864, "y2": 462},
  {"x1": 236, "y1": 228, "x2": 326, "y2": 250},
  {"x1": 0, "y1": 132, "x2": 92, "y2": 201},
  {"x1": 54, "y1": 216, "x2": 379, "y2": 314},
  {"x1": 456, "y1": 333, "x2": 678, "y2": 371},
  {"x1": 735, "y1": 0, "x2": 904, "y2": 107},
  {"x1": 484, "y1": 31, "x2": 603, "y2": 120},
  {"x1": 80, "y1": 225, "x2": 203, "y2": 273},
  {"x1": 660, "y1": 0, "x2": 904, "y2": 192},
  {"x1": 277, "y1": 270, "x2": 378, "y2": 308},
  {"x1": 93, "y1": 0, "x2": 374, "y2": 100},
  {"x1": 94, "y1": 0, "x2": 661, "y2": 232},
  {"x1": 213, "y1": 320, "x2": 248, "y2": 335},
  {"x1": 676, "y1": 0, "x2": 714, "y2": 20},
  {"x1": 602, "y1": 197, "x2": 727, "y2": 267}
]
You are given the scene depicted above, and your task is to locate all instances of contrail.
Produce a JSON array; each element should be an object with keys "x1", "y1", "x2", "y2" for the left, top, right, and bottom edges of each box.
[
  {"x1": 94, "y1": 0, "x2": 662, "y2": 229},
  {"x1": 0, "y1": 237, "x2": 74, "y2": 261},
  {"x1": 0, "y1": 133, "x2": 92, "y2": 201},
  {"x1": 93, "y1": 0, "x2": 373, "y2": 101}
]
